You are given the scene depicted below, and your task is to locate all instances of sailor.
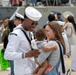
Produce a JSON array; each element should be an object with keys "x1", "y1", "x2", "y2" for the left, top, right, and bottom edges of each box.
[
  {"x1": 14, "y1": 12, "x2": 24, "y2": 26},
  {"x1": 4, "y1": 6, "x2": 42, "y2": 75}
]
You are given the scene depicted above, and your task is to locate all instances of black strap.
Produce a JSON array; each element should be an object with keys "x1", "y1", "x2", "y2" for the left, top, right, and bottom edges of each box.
[
  {"x1": 21, "y1": 30, "x2": 31, "y2": 45},
  {"x1": 10, "y1": 33, "x2": 17, "y2": 36},
  {"x1": 57, "y1": 41, "x2": 65, "y2": 73}
]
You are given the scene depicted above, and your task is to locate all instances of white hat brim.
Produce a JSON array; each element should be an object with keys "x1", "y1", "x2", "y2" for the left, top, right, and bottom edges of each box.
[
  {"x1": 63, "y1": 11, "x2": 74, "y2": 18},
  {"x1": 15, "y1": 12, "x2": 24, "y2": 19}
]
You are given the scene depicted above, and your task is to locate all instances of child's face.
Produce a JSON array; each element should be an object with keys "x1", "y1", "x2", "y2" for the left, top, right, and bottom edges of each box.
[{"x1": 45, "y1": 25, "x2": 55, "y2": 40}]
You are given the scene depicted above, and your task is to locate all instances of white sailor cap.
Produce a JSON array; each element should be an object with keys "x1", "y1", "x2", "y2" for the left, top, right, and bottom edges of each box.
[
  {"x1": 25, "y1": 7, "x2": 42, "y2": 21},
  {"x1": 15, "y1": 12, "x2": 24, "y2": 20},
  {"x1": 63, "y1": 11, "x2": 74, "y2": 18}
]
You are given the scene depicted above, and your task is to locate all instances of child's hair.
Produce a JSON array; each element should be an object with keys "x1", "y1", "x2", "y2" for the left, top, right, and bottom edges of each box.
[{"x1": 35, "y1": 28, "x2": 46, "y2": 41}]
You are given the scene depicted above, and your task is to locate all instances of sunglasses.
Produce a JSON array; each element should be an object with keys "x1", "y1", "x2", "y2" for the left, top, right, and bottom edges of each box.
[
  {"x1": 28, "y1": 18, "x2": 38, "y2": 25},
  {"x1": 31, "y1": 21, "x2": 38, "y2": 25}
]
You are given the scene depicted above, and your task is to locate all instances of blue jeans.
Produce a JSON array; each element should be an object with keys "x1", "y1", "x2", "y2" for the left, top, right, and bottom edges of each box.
[
  {"x1": 43, "y1": 67, "x2": 59, "y2": 75},
  {"x1": 9, "y1": 60, "x2": 14, "y2": 75},
  {"x1": 43, "y1": 60, "x2": 60, "y2": 75}
]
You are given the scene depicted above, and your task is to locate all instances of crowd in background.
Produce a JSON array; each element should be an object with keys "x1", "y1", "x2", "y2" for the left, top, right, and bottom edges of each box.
[
  {"x1": 0, "y1": 6, "x2": 76, "y2": 75},
  {"x1": 0, "y1": 0, "x2": 76, "y2": 7}
]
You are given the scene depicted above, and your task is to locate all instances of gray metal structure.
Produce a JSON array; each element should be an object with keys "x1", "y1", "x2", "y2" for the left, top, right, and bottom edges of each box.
[{"x1": 0, "y1": 7, "x2": 17, "y2": 19}]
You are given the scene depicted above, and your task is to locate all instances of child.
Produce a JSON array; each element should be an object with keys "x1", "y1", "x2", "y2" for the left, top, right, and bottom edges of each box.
[{"x1": 31, "y1": 28, "x2": 57, "y2": 75}]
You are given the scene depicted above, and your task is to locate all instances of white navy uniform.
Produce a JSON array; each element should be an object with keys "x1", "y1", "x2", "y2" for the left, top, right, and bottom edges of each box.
[
  {"x1": 4, "y1": 6, "x2": 42, "y2": 75},
  {"x1": 4, "y1": 25, "x2": 36, "y2": 75}
]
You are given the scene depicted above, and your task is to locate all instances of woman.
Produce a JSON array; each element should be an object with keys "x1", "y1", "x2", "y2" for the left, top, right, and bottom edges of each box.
[
  {"x1": 32, "y1": 28, "x2": 57, "y2": 75},
  {"x1": 68, "y1": 15, "x2": 76, "y2": 33},
  {"x1": 63, "y1": 15, "x2": 76, "y2": 58},
  {"x1": 2, "y1": 20, "x2": 15, "y2": 75},
  {"x1": 67, "y1": 15, "x2": 76, "y2": 71},
  {"x1": 36, "y1": 21, "x2": 66, "y2": 75}
]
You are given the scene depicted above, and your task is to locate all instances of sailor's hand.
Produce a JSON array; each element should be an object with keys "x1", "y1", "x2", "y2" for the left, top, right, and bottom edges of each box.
[{"x1": 25, "y1": 50, "x2": 40, "y2": 58}]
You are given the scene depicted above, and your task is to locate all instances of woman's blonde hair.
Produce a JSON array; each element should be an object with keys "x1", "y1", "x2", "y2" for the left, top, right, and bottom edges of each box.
[{"x1": 46, "y1": 21, "x2": 66, "y2": 54}]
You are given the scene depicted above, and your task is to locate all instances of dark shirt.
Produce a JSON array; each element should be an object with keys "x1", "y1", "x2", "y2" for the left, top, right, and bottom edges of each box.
[{"x1": 2, "y1": 28, "x2": 10, "y2": 49}]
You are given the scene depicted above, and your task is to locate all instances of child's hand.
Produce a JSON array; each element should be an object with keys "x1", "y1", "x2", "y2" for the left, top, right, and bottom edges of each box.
[{"x1": 44, "y1": 64, "x2": 53, "y2": 74}]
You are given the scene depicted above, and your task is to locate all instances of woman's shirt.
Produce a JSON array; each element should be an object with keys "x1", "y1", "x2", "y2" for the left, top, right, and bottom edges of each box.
[
  {"x1": 65, "y1": 22, "x2": 76, "y2": 50},
  {"x1": 37, "y1": 41, "x2": 60, "y2": 66}
]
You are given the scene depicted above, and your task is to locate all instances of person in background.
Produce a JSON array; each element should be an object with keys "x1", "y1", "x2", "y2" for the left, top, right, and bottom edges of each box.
[
  {"x1": 10, "y1": 0, "x2": 22, "y2": 6},
  {"x1": 1, "y1": 18, "x2": 9, "y2": 48},
  {"x1": 14, "y1": 12, "x2": 24, "y2": 26},
  {"x1": 4, "y1": 6, "x2": 42, "y2": 75},
  {"x1": 63, "y1": 15, "x2": 76, "y2": 72},
  {"x1": 8, "y1": 20, "x2": 16, "y2": 75},
  {"x1": 30, "y1": 0, "x2": 36, "y2": 6},
  {"x1": 67, "y1": 15, "x2": 76, "y2": 72},
  {"x1": 10, "y1": 0, "x2": 18, "y2": 6},
  {"x1": 1, "y1": 18, "x2": 9, "y2": 71},
  {"x1": 0, "y1": 19, "x2": 3, "y2": 26},
  {"x1": 67, "y1": 15, "x2": 76, "y2": 33},
  {"x1": 64, "y1": 15, "x2": 76, "y2": 54},
  {"x1": 48, "y1": 13, "x2": 55, "y2": 22},
  {"x1": 2, "y1": 20, "x2": 15, "y2": 75},
  {"x1": 18, "y1": 0, "x2": 22, "y2": 6},
  {"x1": 0, "y1": 19, "x2": 3, "y2": 33},
  {"x1": 6, "y1": 13, "x2": 24, "y2": 75},
  {"x1": 57, "y1": 13, "x2": 63, "y2": 21},
  {"x1": 46, "y1": 13, "x2": 56, "y2": 24}
]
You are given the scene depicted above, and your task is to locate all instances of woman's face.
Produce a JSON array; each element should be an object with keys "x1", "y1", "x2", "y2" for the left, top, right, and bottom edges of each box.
[
  {"x1": 65, "y1": 18, "x2": 68, "y2": 23},
  {"x1": 45, "y1": 25, "x2": 55, "y2": 40},
  {"x1": 4, "y1": 19, "x2": 9, "y2": 27}
]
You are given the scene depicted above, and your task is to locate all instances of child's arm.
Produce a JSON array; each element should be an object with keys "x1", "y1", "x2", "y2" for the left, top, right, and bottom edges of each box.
[
  {"x1": 34, "y1": 60, "x2": 48, "y2": 75},
  {"x1": 42, "y1": 45, "x2": 57, "y2": 52},
  {"x1": 33, "y1": 65, "x2": 41, "y2": 75},
  {"x1": 44, "y1": 64, "x2": 54, "y2": 74}
]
